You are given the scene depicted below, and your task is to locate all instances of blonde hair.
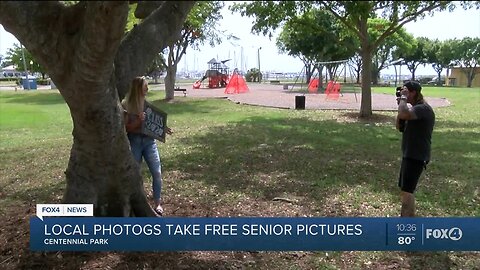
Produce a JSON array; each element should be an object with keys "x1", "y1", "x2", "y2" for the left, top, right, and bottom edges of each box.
[{"x1": 122, "y1": 76, "x2": 146, "y2": 114}]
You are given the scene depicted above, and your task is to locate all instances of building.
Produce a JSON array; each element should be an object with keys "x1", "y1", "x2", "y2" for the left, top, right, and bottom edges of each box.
[
  {"x1": 1, "y1": 65, "x2": 23, "y2": 77},
  {"x1": 446, "y1": 67, "x2": 480, "y2": 87}
]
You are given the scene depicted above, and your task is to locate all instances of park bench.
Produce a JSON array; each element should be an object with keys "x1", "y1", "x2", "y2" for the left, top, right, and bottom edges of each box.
[
  {"x1": 270, "y1": 80, "x2": 281, "y2": 84},
  {"x1": 174, "y1": 87, "x2": 187, "y2": 97}
]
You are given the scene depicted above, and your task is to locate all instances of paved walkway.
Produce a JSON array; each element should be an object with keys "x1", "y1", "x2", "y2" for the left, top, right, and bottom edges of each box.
[
  {"x1": 1, "y1": 83, "x2": 451, "y2": 111},
  {"x1": 175, "y1": 83, "x2": 451, "y2": 111}
]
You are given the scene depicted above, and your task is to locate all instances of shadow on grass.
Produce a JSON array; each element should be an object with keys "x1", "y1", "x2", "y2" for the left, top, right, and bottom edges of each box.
[
  {"x1": 6, "y1": 179, "x2": 65, "y2": 204},
  {"x1": 166, "y1": 113, "x2": 479, "y2": 216},
  {"x1": 339, "y1": 111, "x2": 395, "y2": 123},
  {"x1": 170, "y1": 117, "x2": 393, "y2": 211},
  {"x1": 3, "y1": 98, "x2": 479, "y2": 269},
  {"x1": 434, "y1": 118, "x2": 480, "y2": 130}
]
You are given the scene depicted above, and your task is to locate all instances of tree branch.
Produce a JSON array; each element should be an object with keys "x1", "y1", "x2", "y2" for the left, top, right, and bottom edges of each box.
[
  {"x1": 373, "y1": 3, "x2": 446, "y2": 49},
  {"x1": 0, "y1": 1, "x2": 68, "y2": 74},
  {"x1": 115, "y1": 1, "x2": 196, "y2": 100},
  {"x1": 0, "y1": 1, "x2": 129, "y2": 92},
  {"x1": 322, "y1": 5, "x2": 362, "y2": 40},
  {"x1": 134, "y1": 1, "x2": 163, "y2": 19},
  {"x1": 76, "y1": 2, "x2": 129, "y2": 84}
]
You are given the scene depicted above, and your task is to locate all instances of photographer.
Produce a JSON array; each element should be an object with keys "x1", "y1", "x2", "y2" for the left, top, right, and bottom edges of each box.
[{"x1": 396, "y1": 81, "x2": 435, "y2": 217}]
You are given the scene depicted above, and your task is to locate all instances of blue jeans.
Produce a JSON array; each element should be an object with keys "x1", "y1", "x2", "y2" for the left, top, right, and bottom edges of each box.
[{"x1": 127, "y1": 133, "x2": 162, "y2": 201}]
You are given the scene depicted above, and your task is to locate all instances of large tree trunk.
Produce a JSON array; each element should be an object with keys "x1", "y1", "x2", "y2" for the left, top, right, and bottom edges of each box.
[
  {"x1": 406, "y1": 63, "x2": 420, "y2": 81},
  {"x1": 350, "y1": 55, "x2": 362, "y2": 84},
  {"x1": 154, "y1": 72, "x2": 159, "y2": 84},
  {"x1": 317, "y1": 65, "x2": 324, "y2": 92},
  {"x1": 463, "y1": 68, "x2": 475, "y2": 88},
  {"x1": 360, "y1": 44, "x2": 373, "y2": 117},
  {"x1": 358, "y1": 16, "x2": 373, "y2": 118},
  {"x1": 164, "y1": 45, "x2": 180, "y2": 100},
  {"x1": 436, "y1": 71, "x2": 442, "y2": 86},
  {"x1": 164, "y1": 65, "x2": 177, "y2": 100},
  {"x1": 164, "y1": 46, "x2": 177, "y2": 100},
  {"x1": 304, "y1": 63, "x2": 313, "y2": 84},
  {"x1": 371, "y1": 66, "x2": 379, "y2": 85},
  {"x1": 0, "y1": 1, "x2": 196, "y2": 217},
  {"x1": 433, "y1": 64, "x2": 443, "y2": 86},
  {"x1": 62, "y1": 82, "x2": 155, "y2": 217}
]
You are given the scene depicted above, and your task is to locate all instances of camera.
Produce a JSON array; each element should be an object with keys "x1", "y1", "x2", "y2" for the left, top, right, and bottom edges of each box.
[
  {"x1": 395, "y1": 86, "x2": 405, "y2": 132},
  {"x1": 395, "y1": 86, "x2": 402, "y2": 99}
]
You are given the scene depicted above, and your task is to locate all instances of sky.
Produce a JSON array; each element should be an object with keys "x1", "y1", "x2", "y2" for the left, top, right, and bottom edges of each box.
[{"x1": 1, "y1": 3, "x2": 479, "y2": 76}]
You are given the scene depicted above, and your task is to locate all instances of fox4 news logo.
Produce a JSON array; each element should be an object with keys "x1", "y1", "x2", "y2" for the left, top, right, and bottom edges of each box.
[{"x1": 425, "y1": 227, "x2": 463, "y2": 241}]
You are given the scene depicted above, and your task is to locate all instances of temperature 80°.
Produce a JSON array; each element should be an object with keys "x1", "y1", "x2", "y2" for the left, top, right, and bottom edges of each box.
[{"x1": 398, "y1": 236, "x2": 415, "y2": 245}]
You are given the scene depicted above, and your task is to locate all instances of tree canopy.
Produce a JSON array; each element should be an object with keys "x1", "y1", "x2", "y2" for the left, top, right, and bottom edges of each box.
[
  {"x1": 393, "y1": 36, "x2": 430, "y2": 81},
  {"x1": 276, "y1": 8, "x2": 357, "y2": 84},
  {"x1": 163, "y1": 1, "x2": 225, "y2": 100},
  {"x1": 368, "y1": 18, "x2": 412, "y2": 85},
  {"x1": 450, "y1": 37, "x2": 480, "y2": 87},
  {"x1": 425, "y1": 39, "x2": 454, "y2": 85},
  {"x1": 4, "y1": 43, "x2": 47, "y2": 78},
  {"x1": 231, "y1": 1, "x2": 478, "y2": 116}
]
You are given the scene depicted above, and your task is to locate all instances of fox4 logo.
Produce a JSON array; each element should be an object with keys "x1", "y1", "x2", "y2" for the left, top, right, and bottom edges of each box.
[{"x1": 425, "y1": 227, "x2": 462, "y2": 241}]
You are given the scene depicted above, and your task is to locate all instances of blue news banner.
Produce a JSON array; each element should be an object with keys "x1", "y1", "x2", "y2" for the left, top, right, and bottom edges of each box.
[{"x1": 30, "y1": 217, "x2": 480, "y2": 251}]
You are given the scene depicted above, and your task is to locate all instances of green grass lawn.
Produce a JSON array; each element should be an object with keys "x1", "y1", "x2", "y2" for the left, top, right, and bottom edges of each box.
[{"x1": 0, "y1": 86, "x2": 479, "y2": 269}]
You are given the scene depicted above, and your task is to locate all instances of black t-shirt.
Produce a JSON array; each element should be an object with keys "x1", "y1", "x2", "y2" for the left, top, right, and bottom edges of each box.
[{"x1": 402, "y1": 102, "x2": 435, "y2": 161}]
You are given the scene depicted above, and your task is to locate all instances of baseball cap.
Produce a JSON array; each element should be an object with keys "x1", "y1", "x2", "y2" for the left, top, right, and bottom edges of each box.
[{"x1": 403, "y1": 81, "x2": 422, "y2": 93}]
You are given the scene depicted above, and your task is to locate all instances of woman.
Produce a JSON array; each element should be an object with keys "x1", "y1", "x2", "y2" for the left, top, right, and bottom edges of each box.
[{"x1": 122, "y1": 76, "x2": 171, "y2": 215}]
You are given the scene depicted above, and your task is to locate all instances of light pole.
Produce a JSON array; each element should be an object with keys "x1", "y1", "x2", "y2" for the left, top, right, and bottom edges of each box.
[
  {"x1": 20, "y1": 44, "x2": 30, "y2": 90},
  {"x1": 29, "y1": 60, "x2": 33, "y2": 77},
  {"x1": 257, "y1": 47, "x2": 262, "y2": 83},
  {"x1": 240, "y1": 46, "x2": 244, "y2": 73},
  {"x1": 390, "y1": 59, "x2": 404, "y2": 87}
]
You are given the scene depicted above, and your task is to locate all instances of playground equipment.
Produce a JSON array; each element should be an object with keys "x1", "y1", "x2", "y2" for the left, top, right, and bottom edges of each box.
[
  {"x1": 193, "y1": 58, "x2": 231, "y2": 89},
  {"x1": 292, "y1": 59, "x2": 358, "y2": 102},
  {"x1": 224, "y1": 69, "x2": 249, "y2": 94}
]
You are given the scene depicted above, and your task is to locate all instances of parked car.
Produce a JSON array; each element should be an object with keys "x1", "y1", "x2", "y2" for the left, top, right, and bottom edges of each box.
[{"x1": 427, "y1": 78, "x2": 445, "y2": 85}]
